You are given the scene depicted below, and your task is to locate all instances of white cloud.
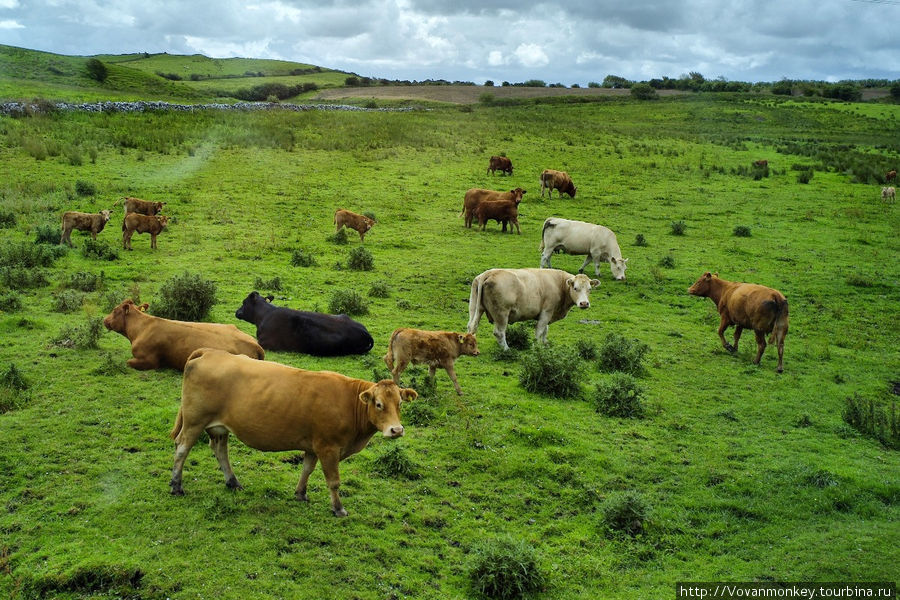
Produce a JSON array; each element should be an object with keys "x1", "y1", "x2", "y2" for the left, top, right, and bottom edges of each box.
[
  {"x1": 487, "y1": 50, "x2": 504, "y2": 66},
  {"x1": 514, "y1": 43, "x2": 548, "y2": 68},
  {"x1": 0, "y1": 0, "x2": 19, "y2": 8},
  {"x1": 0, "y1": 18, "x2": 23, "y2": 28}
]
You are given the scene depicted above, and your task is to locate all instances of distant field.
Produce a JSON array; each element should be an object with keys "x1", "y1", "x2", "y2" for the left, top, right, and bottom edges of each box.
[{"x1": 315, "y1": 84, "x2": 687, "y2": 104}]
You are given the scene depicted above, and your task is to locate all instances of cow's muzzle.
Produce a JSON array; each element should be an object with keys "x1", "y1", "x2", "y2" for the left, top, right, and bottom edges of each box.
[
  {"x1": 578, "y1": 301, "x2": 590, "y2": 309},
  {"x1": 384, "y1": 425, "x2": 404, "y2": 438}
]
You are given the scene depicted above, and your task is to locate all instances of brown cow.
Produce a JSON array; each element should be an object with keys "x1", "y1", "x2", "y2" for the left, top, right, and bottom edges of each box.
[
  {"x1": 475, "y1": 198, "x2": 521, "y2": 234},
  {"x1": 169, "y1": 348, "x2": 417, "y2": 516},
  {"x1": 334, "y1": 209, "x2": 375, "y2": 242},
  {"x1": 886, "y1": 170, "x2": 897, "y2": 183},
  {"x1": 540, "y1": 169, "x2": 576, "y2": 198},
  {"x1": 123, "y1": 213, "x2": 168, "y2": 250},
  {"x1": 60, "y1": 209, "x2": 112, "y2": 246},
  {"x1": 753, "y1": 159, "x2": 768, "y2": 168},
  {"x1": 487, "y1": 156, "x2": 513, "y2": 176},
  {"x1": 688, "y1": 272, "x2": 789, "y2": 373},
  {"x1": 103, "y1": 299, "x2": 264, "y2": 370},
  {"x1": 460, "y1": 187, "x2": 526, "y2": 228},
  {"x1": 123, "y1": 196, "x2": 166, "y2": 215},
  {"x1": 383, "y1": 328, "x2": 480, "y2": 395}
]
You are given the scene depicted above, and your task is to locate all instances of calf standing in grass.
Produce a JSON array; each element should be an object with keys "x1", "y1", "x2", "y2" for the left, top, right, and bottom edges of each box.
[
  {"x1": 123, "y1": 214, "x2": 168, "y2": 250},
  {"x1": 688, "y1": 272, "x2": 788, "y2": 373},
  {"x1": 384, "y1": 328, "x2": 480, "y2": 395},
  {"x1": 123, "y1": 196, "x2": 165, "y2": 215},
  {"x1": 334, "y1": 209, "x2": 375, "y2": 242},
  {"x1": 882, "y1": 187, "x2": 895, "y2": 201},
  {"x1": 60, "y1": 209, "x2": 112, "y2": 246}
]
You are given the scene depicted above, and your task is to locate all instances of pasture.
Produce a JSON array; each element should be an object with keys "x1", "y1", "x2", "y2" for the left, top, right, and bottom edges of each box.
[{"x1": 0, "y1": 94, "x2": 898, "y2": 599}]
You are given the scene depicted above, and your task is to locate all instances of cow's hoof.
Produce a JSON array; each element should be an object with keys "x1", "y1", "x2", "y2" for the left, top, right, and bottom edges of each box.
[
  {"x1": 776, "y1": 367, "x2": 784, "y2": 374},
  {"x1": 332, "y1": 508, "x2": 349, "y2": 517},
  {"x1": 295, "y1": 492, "x2": 309, "y2": 503},
  {"x1": 724, "y1": 344, "x2": 736, "y2": 353},
  {"x1": 225, "y1": 477, "x2": 243, "y2": 490},
  {"x1": 170, "y1": 488, "x2": 185, "y2": 496}
]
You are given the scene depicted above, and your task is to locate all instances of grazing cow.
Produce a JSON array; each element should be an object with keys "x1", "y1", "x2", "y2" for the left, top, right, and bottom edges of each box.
[
  {"x1": 123, "y1": 213, "x2": 168, "y2": 250},
  {"x1": 475, "y1": 198, "x2": 522, "y2": 234},
  {"x1": 169, "y1": 348, "x2": 417, "y2": 516},
  {"x1": 540, "y1": 169, "x2": 576, "y2": 198},
  {"x1": 59, "y1": 209, "x2": 112, "y2": 246},
  {"x1": 334, "y1": 209, "x2": 375, "y2": 242},
  {"x1": 383, "y1": 328, "x2": 480, "y2": 395},
  {"x1": 753, "y1": 159, "x2": 768, "y2": 168},
  {"x1": 103, "y1": 299, "x2": 264, "y2": 370},
  {"x1": 467, "y1": 268, "x2": 600, "y2": 350},
  {"x1": 487, "y1": 156, "x2": 513, "y2": 176},
  {"x1": 886, "y1": 170, "x2": 897, "y2": 183},
  {"x1": 123, "y1": 196, "x2": 165, "y2": 216},
  {"x1": 540, "y1": 218, "x2": 628, "y2": 280},
  {"x1": 460, "y1": 187, "x2": 526, "y2": 228},
  {"x1": 235, "y1": 291, "x2": 374, "y2": 356},
  {"x1": 882, "y1": 186, "x2": 896, "y2": 201},
  {"x1": 688, "y1": 272, "x2": 789, "y2": 373}
]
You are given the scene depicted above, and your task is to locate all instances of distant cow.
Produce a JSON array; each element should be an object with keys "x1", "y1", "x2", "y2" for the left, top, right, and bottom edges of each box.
[
  {"x1": 123, "y1": 197, "x2": 165, "y2": 216},
  {"x1": 460, "y1": 187, "x2": 526, "y2": 228},
  {"x1": 475, "y1": 198, "x2": 522, "y2": 234},
  {"x1": 334, "y1": 209, "x2": 375, "y2": 242},
  {"x1": 487, "y1": 156, "x2": 513, "y2": 176},
  {"x1": 540, "y1": 169, "x2": 576, "y2": 199},
  {"x1": 170, "y1": 348, "x2": 417, "y2": 516},
  {"x1": 384, "y1": 328, "x2": 480, "y2": 395},
  {"x1": 60, "y1": 209, "x2": 112, "y2": 246},
  {"x1": 883, "y1": 187, "x2": 896, "y2": 201},
  {"x1": 753, "y1": 160, "x2": 768, "y2": 168},
  {"x1": 467, "y1": 268, "x2": 600, "y2": 350},
  {"x1": 540, "y1": 218, "x2": 628, "y2": 280},
  {"x1": 886, "y1": 170, "x2": 897, "y2": 183},
  {"x1": 235, "y1": 291, "x2": 374, "y2": 356},
  {"x1": 688, "y1": 272, "x2": 789, "y2": 373},
  {"x1": 123, "y1": 213, "x2": 168, "y2": 250},
  {"x1": 103, "y1": 299, "x2": 264, "y2": 370}
]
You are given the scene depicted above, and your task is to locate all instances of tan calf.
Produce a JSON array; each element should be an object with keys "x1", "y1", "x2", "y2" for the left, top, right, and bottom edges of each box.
[
  {"x1": 123, "y1": 213, "x2": 168, "y2": 250},
  {"x1": 123, "y1": 196, "x2": 166, "y2": 215},
  {"x1": 384, "y1": 328, "x2": 480, "y2": 395},
  {"x1": 60, "y1": 210, "x2": 112, "y2": 246},
  {"x1": 460, "y1": 187, "x2": 525, "y2": 228},
  {"x1": 334, "y1": 209, "x2": 375, "y2": 242}
]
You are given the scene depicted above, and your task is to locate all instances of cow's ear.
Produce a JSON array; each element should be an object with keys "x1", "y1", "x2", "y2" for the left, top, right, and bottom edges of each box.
[
  {"x1": 703, "y1": 272, "x2": 712, "y2": 279},
  {"x1": 401, "y1": 388, "x2": 418, "y2": 403},
  {"x1": 623, "y1": 258, "x2": 629, "y2": 263},
  {"x1": 139, "y1": 303, "x2": 149, "y2": 312},
  {"x1": 265, "y1": 295, "x2": 274, "y2": 303},
  {"x1": 457, "y1": 334, "x2": 465, "y2": 344},
  {"x1": 712, "y1": 272, "x2": 719, "y2": 278},
  {"x1": 566, "y1": 277, "x2": 575, "y2": 288},
  {"x1": 590, "y1": 279, "x2": 601, "y2": 288},
  {"x1": 359, "y1": 389, "x2": 374, "y2": 405}
]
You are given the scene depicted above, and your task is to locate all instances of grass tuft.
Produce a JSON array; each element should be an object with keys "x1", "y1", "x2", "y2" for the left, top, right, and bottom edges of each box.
[{"x1": 468, "y1": 535, "x2": 545, "y2": 600}]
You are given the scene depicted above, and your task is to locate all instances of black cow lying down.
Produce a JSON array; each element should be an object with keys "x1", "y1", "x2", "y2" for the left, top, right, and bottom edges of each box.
[{"x1": 235, "y1": 291, "x2": 374, "y2": 356}]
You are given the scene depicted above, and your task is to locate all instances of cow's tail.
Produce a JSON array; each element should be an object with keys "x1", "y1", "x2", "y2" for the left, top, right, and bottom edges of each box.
[
  {"x1": 383, "y1": 329, "x2": 400, "y2": 370},
  {"x1": 467, "y1": 274, "x2": 486, "y2": 334},
  {"x1": 540, "y1": 218, "x2": 556, "y2": 250},
  {"x1": 170, "y1": 405, "x2": 183, "y2": 441},
  {"x1": 768, "y1": 298, "x2": 789, "y2": 345}
]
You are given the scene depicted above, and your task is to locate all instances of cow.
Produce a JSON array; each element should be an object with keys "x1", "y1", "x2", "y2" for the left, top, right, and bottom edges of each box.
[
  {"x1": 123, "y1": 213, "x2": 168, "y2": 250},
  {"x1": 467, "y1": 268, "x2": 600, "y2": 350},
  {"x1": 169, "y1": 348, "x2": 417, "y2": 516},
  {"x1": 123, "y1": 196, "x2": 166, "y2": 216},
  {"x1": 103, "y1": 299, "x2": 264, "y2": 370},
  {"x1": 540, "y1": 169, "x2": 576, "y2": 199},
  {"x1": 753, "y1": 159, "x2": 768, "y2": 168},
  {"x1": 460, "y1": 187, "x2": 526, "y2": 228},
  {"x1": 886, "y1": 170, "x2": 897, "y2": 183},
  {"x1": 540, "y1": 218, "x2": 628, "y2": 280},
  {"x1": 59, "y1": 209, "x2": 112, "y2": 246},
  {"x1": 383, "y1": 328, "x2": 480, "y2": 396},
  {"x1": 688, "y1": 272, "x2": 789, "y2": 373},
  {"x1": 487, "y1": 156, "x2": 513, "y2": 176},
  {"x1": 234, "y1": 291, "x2": 374, "y2": 356},
  {"x1": 334, "y1": 209, "x2": 375, "y2": 242},
  {"x1": 882, "y1": 186, "x2": 895, "y2": 201},
  {"x1": 474, "y1": 198, "x2": 521, "y2": 234}
]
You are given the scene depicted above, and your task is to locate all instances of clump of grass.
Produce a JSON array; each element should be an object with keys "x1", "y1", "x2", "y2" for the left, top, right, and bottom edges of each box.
[
  {"x1": 33, "y1": 224, "x2": 59, "y2": 245},
  {"x1": 468, "y1": 535, "x2": 545, "y2": 600},
  {"x1": 404, "y1": 367, "x2": 437, "y2": 398},
  {"x1": 2, "y1": 267, "x2": 48, "y2": 290},
  {"x1": 592, "y1": 373, "x2": 646, "y2": 418},
  {"x1": 372, "y1": 445, "x2": 420, "y2": 480},
  {"x1": 328, "y1": 289, "x2": 369, "y2": 316},
  {"x1": 52, "y1": 316, "x2": 105, "y2": 350},
  {"x1": 253, "y1": 276, "x2": 282, "y2": 291},
  {"x1": 81, "y1": 239, "x2": 119, "y2": 261},
  {"x1": 802, "y1": 468, "x2": 839, "y2": 489},
  {"x1": 842, "y1": 393, "x2": 899, "y2": 450},
  {"x1": 403, "y1": 400, "x2": 435, "y2": 427},
  {"x1": 733, "y1": 225, "x2": 752, "y2": 237},
  {"x1": 1, "y1": 363, "x2": 29, "y2": 391},
  {"x1": 658, "y1": 255, "x2": 675, "y2": 269},
  {"x1": 519, "y1": 344, "x2": 584, "y2": 398},
  {"x1": 66, "y1": 271, "x2": 104, "y2": 292},
  {"x1": 368, "y1": 280, "x2": 391, "y2": 298},
  {"x1": 575, "y1": 338, "x2": 598, "y2": 360},
  {"x1": 347, "y1": 246, "x2": 374, "y2": 271},
  {"x1": 797, "y1": 170, "x2": 814, "y2": 184},
  {"x1": 20, "y1": 564, "x2": 145, "y2": 599},
  {"x1": 1, "y1": 241, "x2": 64, "y2": 268},
  {"x1": 326, "y1": 228, "x2": 349, "y2": 245},
  {"x1": 634, "y1": 233, "x2": 648, "y2": 247},
  {"x1": 154, "y1": 272, "x2": 217, "y2": 321},
  {"x1": 504, "y1": 323, "x2": 532, "y2": 351},
  {"x1": 596, "y1": 332, "x2": 649, "y2": 376},
  {"x1": 0, "y1": 210, "x2": 15, "y2": 228},
  {"x1": 290, "y1": 248, "x2": 317, "y2": 267},
  {"x1": 846, "y1": 274, "x2": 873, "y2": 288},
  {"x1": 600, "y1": 490, "x2": 650, "y2": 536},
  {"x1": 74, "y1": 180, "x2": 97, "y2": 196},
  {"x1": 0, "y1": 291, "x2": 22, "y2": 312},
  {"x1": 53, "y1": 289, "x2": 85, "y2": 313},
  {"x1": 93, "y1": 352, "x2": 128, "y2": 376},
  {"x1": 670, "y1": 220, "x2": 687, "y2": 236}
]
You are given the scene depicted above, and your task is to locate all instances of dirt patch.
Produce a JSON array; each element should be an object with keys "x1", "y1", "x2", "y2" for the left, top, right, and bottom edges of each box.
[{"x1": 314, "y1": 85, "x2": 686, "y2": 105}]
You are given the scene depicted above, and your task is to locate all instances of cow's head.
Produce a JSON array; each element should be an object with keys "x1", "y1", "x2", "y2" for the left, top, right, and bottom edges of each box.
[
  {"x1": 566, "y1": 273, "x2": 600, "y2": 309},
  {"x1": 457, "y1": 333, "x2": 480, "y2": 356},
  {"x1": 156, "y1": 215, "x2": 169, "y2": 228},
  {"x1": 688, "y1": 272, "x2": 718, "y2": 297},
  {"x1": 235, "y1": 291, "x2": 271, "y2": 323},
  {"x1": 609, "y1": 257, "x2": 628, "y2": 281},
  {"x1": 99, "y1": 209, "x2": 112, "y2": 223},
  {"x1": 360, "y1": 380, "x2": 417, "y2": 438},
  {"x1": 566, "y1": 182, "x2": 577, "y2": 198},
  {"x1": 363, "y1": 216, "x2": 375, "y2": 230},
  {"x1": 103, "y1": 299, "x2": 141, "y2": 333},
  {"x1": 511, "y1": 188, "x2": 526, "y2": 203}
]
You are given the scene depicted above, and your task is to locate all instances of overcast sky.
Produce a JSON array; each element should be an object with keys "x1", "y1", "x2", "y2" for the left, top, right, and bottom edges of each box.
[{"x1": 2, "y1": 0, "x2": 899, "y2": 85}]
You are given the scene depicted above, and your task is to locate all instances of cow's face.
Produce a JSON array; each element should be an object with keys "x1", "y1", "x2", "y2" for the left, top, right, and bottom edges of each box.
[
  {"x1": 511, "y1": 188, "x2": 526, "y2": 202},
  {"x1": 363, "y1": 217, "x2": 375, "y2": 231},
  {"x1": 103, "y1": 299, "x2": 138, "y2": 333},
  {"x1": 567, "y1": 184, "x2": 577, "y2": 198},
  {"x1": 100, "y1": 209, "x2": 112, "y2": 223},
  {"x1": 457, "y1": 333, "x2": 480, "y2": 356},
  {"x1": 235, "y1": 291, "x2": 269, "y2": 323},
  {"x1": 156, "y1": 215, "x2": 169, "y2": 228},
  {"x1": 688, "y1": 272, "x2": 717, "y2": 296},
  {"x1": 360, "y1": 380, "x2": 417, "y2": 438},
  {"x1": 609, "y1": 257, "x2": 628, "y2": 281},
  {"x1": 566, "y1": 274, "x2": 600, "y2": 309}
]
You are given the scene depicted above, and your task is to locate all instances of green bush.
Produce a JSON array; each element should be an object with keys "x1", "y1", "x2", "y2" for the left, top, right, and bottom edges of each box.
[
  {"x1": 468, "y1": 535, "x2": 545, "y2": 600},
  {"x1": 519, "y1": 344, "x2": 584, "y2": 398},
  {"x1": 154, "y1": 272, "x2": 217, "y2": 321},
  {"x1": 797, "y1": 170, "x2": 814, "y2": 184},
  {"x1": 328, "y1": 289, "x2": 369, "y2": 316},
  {"x1": 326, "y1": 228, "x2": 349, "y2": 245},
  {"x1": 0, "y1": 210, "x2": 15, "y2": 228},
  {"x1": 404, "y1": 368, "x2": 437, "y2": 399},
  {"x1": 630, "y1": 83, "x2": 658, "y2": 100},
  {"x1": 81, "y1": 239, "x2": 119, "y2": 261},
  {"x1": 66, "y1": 271, "x2": 104, "y2": 292},
  {"x1": 0, "y1": 291, "x2": 22, "y2": 312},
  {"x1": 53, "y1": 289, "x2": 85, "y2": 313},
  {"x1": 670, "y1": 220, "x2": 687, "y2": 236},
  {"x1": 596, "y1": 332, "x2": 649, "y2": 376},
  {"x1": 2, "y1": 267, "x2": 48, "y2": 290},
  {"x1": 403, "y1": 400, "x2": 435, "y2": 427},
  {"x1": 52, "y1": 316, "x2": 105, "y2": 350},
  {"x1": 347, "y1": 246, "x2": 374, "y2": 271},
  {"x1": 0, "y1": 241, "x2": 64, "y2": 268},
  {"x1": 1, "y1": 363, "x2": 29, "y2": 391},
  {"x1": 505, "y1": 323, "x2": 532, "y2": 351},
  {"x1": 842, "y1": 394, "x2": 899, "y2": 450},
  {"x1": 33, "y1": 224, "x2": 60, "y2": 245},
  {"x1": 290, "y1": 248, "x2": 317, "y2": 267},
  {"x1": 74, "y1": 180, "x2": 97, "y2": 196},
  {"x1": 593, "y1": 373, "x2": 646, "y2": 418},
  {"x1": 372, "y1": 444, "x2": 420, "y2": 480},
  {"x1": 253, "y1": 276, "x2": 282, "y2": 291},
  {"x1": 600, "y1": 490, "x2": 650, "y2": 536},
  {"x1": 733, "y1": 225, "x2": 752, "y2": 237},
  {"x1": 85, "y1": 58, "x2": 108, "y2": 82},
  {"x1": 368, "y1": 280, "x2": 391, "y2": 298},
  {"x1": 658, "y1": 255, "x2": 675, "y2": 269},
  {"x1": 634, "y1": 233, "x2": 647, "y2": 247},
  {"x1": 575, "y1": 338, "x2": 597, "y2": 360}
]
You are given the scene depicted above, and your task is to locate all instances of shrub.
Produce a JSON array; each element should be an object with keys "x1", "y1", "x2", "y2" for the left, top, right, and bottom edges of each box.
[
  {"x1": 372, "y1": 445, "x2": 420, "y2": 479},
  {"x1": 630, "y1": 83, "x2": 658, "y2": 100},
  {"x1": 0, "y1": 210, "x2": 15, "y2": 228},
  {"x1": 66, "y1": 147, "x2": 83, "y2": 166},
  {"x1": 519, "y1": 344, "x2": 584, "y2": 398},
  {"x1": 33, "y1": 224, "x2": 59, "y2": 245},
  {"x1": 81, "y1": 239, "x2": 119, "y2": 261},
  {"x1": 290, "y1": 248, "x2": 317, "y2": 267},
  {"x1": 253, "y1": 276, "x2": 282, "y2": 291},
  {"x1": 597, "y1": 332, "x2": 649, "y2": 376},
  {"x1": 74, "y1": 180, "x2": 97, "y2": 196},
  {"x1": 670, "y1": 220, "x2": 687, "y2": 236},
  {"x1": 658, "y1": 255, "x2": 675, "y2": 269},
  {"x1": 328, "y1": 289, "x2": 369, "y2": 316},
  {"x1": 479, "y1": 93, "x2": 496, "y2": 105},
  {"x1": 797, "y1": 170, "x2": 814, "y2": 184},
  {"x1": 1, "y1": 363, "x2": 29, "y2": 391},
  {"x1": 468, "y1": 535, "x2": 545, "y2": 600},
  {"x1": 368, "y1": 281, "x2": 391, "y2": 298},
  {"x1": 2, "y1": 267, "x2": 48, "y2": 290},
  {"x1": 600, "y1": 490, "x2": 650, "y2": 536},
  {"x1": 575, "y1": 338, "x2": 597, "y2": 360},
  {"x1": 733, "y1": 225, "x2": 752, "y2": 237},
  {"x1": 93, "y1": 352, "x2": 128, "y2": 376},
  {"x1": 0, "y1": 387, "x2": 28, "y2": 414},
  {"x1": 85, "y1": 58, "x2": 108, "y2": 82},
  {"x1": 634, "y1": 233, "x2": 647, "y2": 247},
  {"x1": 593, "y1": 373, "x2": 646, "y2": 418},
  {"x1": 0, "y1": 241, "x2": 63, "y2": 268},
  {"x1": 404, "y1": 368, "x2": 437, "y2": 399},
  {"x1": 154, "y1": 272, "x2": 217, "y2": 321},
  {"x1": 23, "y1": 137, "x2": 48, "y2": 160},
  {"x1": 326, "y1": 228, "x2": 349, "y2": 245},
  {"x1": 842, "y1": 394, "x2": 899, "y2": 450},
  {"x1": 52, "y1": 316, "x2": 104, "y2": 349},
  {"x1": 347, "y1": 246, "x2": 374, "y2": 271},
  {"x1": 53, "y1": 289, "x2": 85, "y2": 313},
  {"x1": 66, "y1": 271, "x2": 104, "y2": 292},
  {"x1": 403, "y1": 400, "x2": 435, "y2": 427},
  {"x1": 504, "y1": 323, "x2": 532, "y2": 351},
  {"x1": 0, "y1": 291, "x2": 22, "y2": 312}
]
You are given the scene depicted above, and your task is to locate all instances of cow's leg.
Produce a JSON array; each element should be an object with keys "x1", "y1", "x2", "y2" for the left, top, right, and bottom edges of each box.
[
  {"x1": 444, "y1": 363, "x2": 463, "y2": 395},
  {"x1": 540, "y1": 245, "x2": 553, "y2": 269},
  {"x1": 91, "y1": 231, "x2": 98, "y2": 241},
  {"x1": 126, "y1": 352, "x2": 160, "y2": 370},
  {"x1": 717, "y1": 316, "x2": 735, "y2": 353},
  {"x1": 150, "y1": 233, "x2": 157, "y2": 249},
  {"x1": 123, "y1": 230, "x2": 133, "y2": 250},
  {"x1": 752, "y1": 330, "x2": 766, "y2": 366},
  {"x1": 295, "y1": 452, "x2": 318, "y2": 502},
  {"x1": 578, "y1": 254, "x2": 591, "y2": 274},
  {"x1": 732, "y1": 325, "x2": 744, "y2": 353},
  {"x1": 170, "y1": 424, "x2": 205, "y2": 496},
  {"x1": 535, "y1": 312, "x2": 552, "y2": 345},
  {"x1": 317, "y1": 449, "x2": 347, "y2": 517},
  {"x1": 358, "y1": 231, "x2": 365, "y2": 242},
  {"x1": 512, "y1": 219, "x2": 521, "y2": 235},
  {"x1": 391, "y1": 359, "x2": 408, "y2": 385},
  {"x1": 492, "y1": 314, "x2": 510, "y2": 350},
  {"x1": 207, "y1": 427, "x2": 242, "y2": 490}
]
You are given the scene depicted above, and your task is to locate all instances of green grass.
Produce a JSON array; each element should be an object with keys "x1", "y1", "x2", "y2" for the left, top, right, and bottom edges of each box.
[{"x1": 0, "y1": 84, "x2": 898, "y2": 599}]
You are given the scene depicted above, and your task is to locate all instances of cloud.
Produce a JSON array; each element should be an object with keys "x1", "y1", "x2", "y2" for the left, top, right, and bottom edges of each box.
[
  {"x1": 514, "y1": 43, "x2": 548, "y2": 68},
  {"x1": 0, "y1": 18, "x2": 23, "y2": 28}
]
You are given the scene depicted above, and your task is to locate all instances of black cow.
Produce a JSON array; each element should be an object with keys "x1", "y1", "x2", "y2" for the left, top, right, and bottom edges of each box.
[{"x1": 234, "y1": 292, "x2": 374, "y2": 356}]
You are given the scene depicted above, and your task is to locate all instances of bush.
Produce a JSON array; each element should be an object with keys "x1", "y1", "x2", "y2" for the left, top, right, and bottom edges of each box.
[
  {"x1": 2, "y1": 267, "x2": 48, "y2": 290},
  {"x1": 253, "y1": 276, "x2": 282, "y2": 291},
  {"x1": 658, "y1": 255, "x2": 675, "y2": 269},
  {"x1": 519, "y1": 344, "x2": 584, "y2": 398},
  {"x1": 53, "y1": 289, "x2": 85, "y2": 313},
  {"x1": 93, "y1": 352, "x2": 128, "y2": 376},
  {"x1": 85, "y1": 58, "x2": 108, "y2": 82},
  {"x1": 81, "y1": 239, "x2": 119, "y2": 261},
  {"x1": 0, "y1": 241, "x2": 63, "y2": 269},
  {"x1": 630, "y1": 83, "x2": 658, "y2": 100},
  {"x1": 347, "y1": 246, "x2": 375, "y2": 271},
  {"x1": 634, "y1": 233, "x2": 647, "y2": 247},
  {"x1": 593, "y1": 373, "x2": 646, "y2": 418},
  {"x1": 403, "y1": 400, "x2": 435, "y2": 427},
  {"x1": 372, "y1": 444, "x2": 420, "y2": 480},
  {"x1": 404, "y1": 367, "x2": 437, "y2": 399},
  {"x1": 0, "y1": 291, "x2": 22, "y2": 312},
  {"x1": 597, "y1": 333, "x2": 649, "y2": 376},
  {"x1": 0, "y1": 210, "x2": 15, "y2": 228},
  {"x1": 575, "y1": 339, "x2": 597, "y2": 360},
  {"x1": 290, "y1": 248, "x2": 317, "y2": 267},
  {"x1": 326, "y1": 228, "x2": 350, "y2": 245},
  {"x1": 66, "y1": 271, "x2": 104, "y2": 292},
  {"x1": 797, "y1": 170, "x2": 814, "y2": 184},
  {"x1": 468, "y1": 535, "x2": 545, "y2": 600},
  {"x1": 670, "y1": 220, "x2": 687, "y2": 236},
  {"x1": 154, "y1": 272, "x2": 217, "y2": 321},
  {"x1": 842, "y1": 394, "x2": 899, "y2": 450},
  {"x1": 600, "y1": 490, "x2": 650, "y2": 536},
  {"x1": 1, "y1": 363, "x2": 29, "y2": 391},
  {"x1": 733, "y1": 225, "x2": 752, "y2": 237},
  {"x1": 504, "y1": 323, "x2": 533, "y2": 351},
  {"x1": 74, "y1": 180, "x2": 97, "y2": 196},
  {"x1": 479, "y1": 93, "x2": 495, "y2": 105},
  {"x1": 33, "y1": 224, "x2": 60, "y2": 245},
  {"x1": 328, "y1": 289, "x2": 369, "y2": 316},
  {"x1": 52, "y1": 316, "x2": 104, "y2": 349},
  {"x1": 368, "y1": 280, "x2": 391, "y2": 298}
]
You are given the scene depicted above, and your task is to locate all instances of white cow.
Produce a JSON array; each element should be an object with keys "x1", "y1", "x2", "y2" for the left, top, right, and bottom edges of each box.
[
  {"x1": 467, "y1": 268, "x2": 600, "y2": 350},
  {"x1": 540, "y1": 217, "x2": 628, "y2": 281},
  {"x1": 882, "y1": 187, "x2": 895, "y2": 201}
]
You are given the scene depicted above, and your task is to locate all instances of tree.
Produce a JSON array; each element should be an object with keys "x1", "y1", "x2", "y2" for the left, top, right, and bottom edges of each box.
[
  {"x1": 771, "y1": 80, "x2": 793, "y2": 96},
  {"x1": 603, "y1": 75, "x2": 630, "y2": 89},
  {"x1": 483, "y1": 80, "x2": 494, "y2": 87},
  {"x1": 85, "y1": 58, "x2": 108, "y2": 83},
  {"x1": 630, "y1": 83, "x2": 658, "y2": 100},
  {"x1": 889, "y1": 82, "x2": 900, "y2": 101}
]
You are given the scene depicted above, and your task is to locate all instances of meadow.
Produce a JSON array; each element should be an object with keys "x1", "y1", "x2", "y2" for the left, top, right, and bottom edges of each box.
[{"x1": 0, "y1": 89, "x2": 898, "y2": 599}]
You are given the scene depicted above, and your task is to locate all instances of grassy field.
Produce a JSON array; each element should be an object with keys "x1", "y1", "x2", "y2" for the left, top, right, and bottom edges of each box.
[{"x1": 0, "y1": 66, "x2": 899, "y2": 600}]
